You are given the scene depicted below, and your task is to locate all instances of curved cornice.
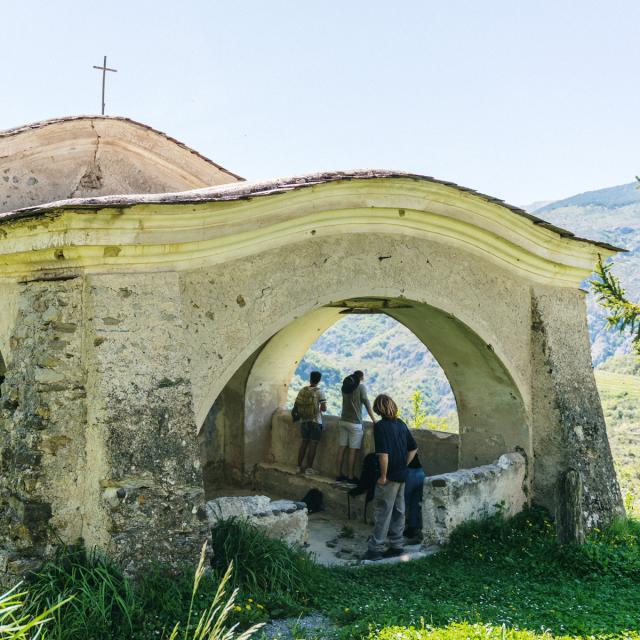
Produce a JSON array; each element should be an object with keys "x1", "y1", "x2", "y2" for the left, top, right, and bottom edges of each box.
[{"x1": 0, "y1": 171, "x2": 622, "y2": 287}]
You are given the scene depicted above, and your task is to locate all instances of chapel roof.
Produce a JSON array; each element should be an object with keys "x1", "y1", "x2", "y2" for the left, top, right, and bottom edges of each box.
[
  {"x1": 0, "y1": 168, "x2": 623, "y2": 253},
  {"x1": 0, "y1": 115, "x2": 242, "y2": 214}
]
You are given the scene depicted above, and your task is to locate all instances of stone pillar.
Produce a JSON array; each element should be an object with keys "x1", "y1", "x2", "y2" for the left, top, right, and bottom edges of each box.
[
  {"x1": 0, "y1": 276, "x2": 88, "y2": 581},
  {"x1": 530, "y1": 286, "x2": 623, "y2": 528},
  {"x1": 83, "y1": 272, "x2": 207, "y2": 570}
]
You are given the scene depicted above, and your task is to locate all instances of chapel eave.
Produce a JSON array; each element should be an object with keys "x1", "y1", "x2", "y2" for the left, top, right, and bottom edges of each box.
[{"x1": 0, "y1": 171, "x2": 623, "y2": 288}]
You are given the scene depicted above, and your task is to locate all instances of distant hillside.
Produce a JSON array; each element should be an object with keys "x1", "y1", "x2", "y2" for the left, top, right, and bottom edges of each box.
[{"x1": 529, "y1": 181, "x2": 640, "y2": 365}]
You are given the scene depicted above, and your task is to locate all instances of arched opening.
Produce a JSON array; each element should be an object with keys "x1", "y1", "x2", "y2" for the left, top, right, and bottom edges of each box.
[
  {"x1": 287, "y1": 312, "x2": 459, "y2": 433},
  {"x1": 197, "y1": 295, "x2": 528, "y2": 505}
]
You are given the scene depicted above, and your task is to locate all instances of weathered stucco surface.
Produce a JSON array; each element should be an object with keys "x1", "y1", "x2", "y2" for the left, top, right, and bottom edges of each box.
[
  {"x1": 0, "y1": 133, "x2": 623, "y2": 579},
  {"x1": 0, "y1": 117, "x2": 240, "y2": 214},
  {"x1": 422, "y1": 452, "x2": 527, "y2": 545},
  {"x1": 0, "y1": 281, "x2": 19, "y2": 366}
]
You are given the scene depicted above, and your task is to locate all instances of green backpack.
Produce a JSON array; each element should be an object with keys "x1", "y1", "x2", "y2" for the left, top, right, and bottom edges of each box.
[{"x1": 294, "y1": 386, "x2": 318, "y2": 422}]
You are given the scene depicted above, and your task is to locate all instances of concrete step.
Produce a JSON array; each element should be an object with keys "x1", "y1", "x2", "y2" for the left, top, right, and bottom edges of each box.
[{"x1": 255, "y1": 462, "x2": 370, "y2": 522}]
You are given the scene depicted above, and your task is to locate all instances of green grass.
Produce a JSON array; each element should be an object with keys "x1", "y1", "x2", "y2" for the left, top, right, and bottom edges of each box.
[
  {"x1": 21, "y1": 510, "x2": 640, "y2": 640},
  {"x1": 310, "y1": 508, "x2": 640, "y2": 639},
  {"x1": 595, "y1": 369, "x2": 640, "y2": 514},
  {"x1": 23, "y1": 545, "x2": 138, "y2": 640},
  {"x1": 595, "y1": 370, "x2": 640, "y2": 397}
]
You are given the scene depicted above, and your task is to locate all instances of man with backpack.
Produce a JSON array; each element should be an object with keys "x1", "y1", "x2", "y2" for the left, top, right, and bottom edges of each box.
[
  {"x1": 293, "y1": 371, "x2": 327, "y2": 476},
  {"x1": 336, "y1": 370, "x2": 376, "y2": 483}
]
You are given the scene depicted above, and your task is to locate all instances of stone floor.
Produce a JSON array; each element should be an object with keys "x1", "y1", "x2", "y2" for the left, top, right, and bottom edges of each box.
[
  {"x1": 305, "y1": 511, "x2": 439, "y2": 566},
  {"x1": 207, "y1": 484, "x2": 440, "y2": 566}
]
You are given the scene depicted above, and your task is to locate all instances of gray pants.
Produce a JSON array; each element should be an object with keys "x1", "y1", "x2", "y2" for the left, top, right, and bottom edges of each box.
[{"x1": 368, "y1": 481, "x2": 405, "y2": 552}]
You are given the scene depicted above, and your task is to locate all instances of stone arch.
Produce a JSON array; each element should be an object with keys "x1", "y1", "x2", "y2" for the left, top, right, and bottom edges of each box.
[{"x1": 197, "y1": 291, "x2": 528, "y2": 491}]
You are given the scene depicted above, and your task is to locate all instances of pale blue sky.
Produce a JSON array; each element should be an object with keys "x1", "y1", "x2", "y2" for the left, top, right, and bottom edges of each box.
[{"x1": 2, "y1": 0, "x2": 639, "y2": 204}]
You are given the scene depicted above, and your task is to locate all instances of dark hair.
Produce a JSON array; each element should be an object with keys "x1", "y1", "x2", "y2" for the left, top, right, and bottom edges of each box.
[
  {"x1": 373, "y1": 394, "x2": 399, "y2": 420},
  {"x1": 353, "y1": 370, "x2": 364, "y2": 380},
  {"x1": 310, "y1": 371, "x2": 322, "y2": 385}
]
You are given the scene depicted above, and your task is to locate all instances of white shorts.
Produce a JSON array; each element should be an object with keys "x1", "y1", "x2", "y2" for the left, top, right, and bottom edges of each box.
[{"x1": 338, "y1": 421, "x2": 364, "y2": 449}]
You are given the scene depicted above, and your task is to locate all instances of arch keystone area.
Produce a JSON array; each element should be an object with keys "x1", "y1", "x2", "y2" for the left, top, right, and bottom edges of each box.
[{"x1": 0, "y1": 120, "x2": 624, "y2": 577}]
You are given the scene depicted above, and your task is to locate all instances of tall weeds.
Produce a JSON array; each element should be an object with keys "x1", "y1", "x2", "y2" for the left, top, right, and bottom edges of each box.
[
  {"x1": 0, "y1": 583, "x2": 67, "y2": 639},
  {"x1": 168, "y1": 542, "x2": 263, "y2": 640}
]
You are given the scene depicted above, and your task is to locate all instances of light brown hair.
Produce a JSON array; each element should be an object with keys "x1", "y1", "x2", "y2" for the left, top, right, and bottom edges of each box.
[{"x1": 373, "y1": 394, "x2": 399, "y2": 420}]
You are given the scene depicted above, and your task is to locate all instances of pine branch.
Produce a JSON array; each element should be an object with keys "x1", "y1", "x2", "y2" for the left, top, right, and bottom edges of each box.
[{"x1": 591, "y1": 256, "x2": 640, "y2": 354}]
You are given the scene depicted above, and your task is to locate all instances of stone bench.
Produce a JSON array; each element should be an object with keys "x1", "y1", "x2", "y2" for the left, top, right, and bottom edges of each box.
[
  {"x1": 254, "y1": 463, "x2": 370, "y2": 522},
  {"x1": 206, "y1": 494, "x2": 309, "y2": 546}
]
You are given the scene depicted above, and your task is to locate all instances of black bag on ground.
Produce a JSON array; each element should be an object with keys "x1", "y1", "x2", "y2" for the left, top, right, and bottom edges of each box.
[{"x1": 302, "y1": 488, "x2": 324, "y2": 513}]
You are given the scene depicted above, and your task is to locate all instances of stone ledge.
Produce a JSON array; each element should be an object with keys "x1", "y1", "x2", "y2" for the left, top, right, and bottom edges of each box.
[
  {"x1": 206, "y1": 494, "x2": 309, "y2": 547},
  {"x1": 422, "y1": 452, "x2": 527, "y2": 546}
]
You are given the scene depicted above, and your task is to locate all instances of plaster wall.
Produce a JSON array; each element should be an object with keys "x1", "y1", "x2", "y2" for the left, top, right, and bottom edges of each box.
[
  {"x1": 80, "y1": 271, "x2": 208, "y2": 564},
  {"x1": 530, "y1": 286, "x2": 623, "y2": 524},
  {"x1": 0, "y1": 117, "x2": 240, "y2": 214},
  {"x1": 422, "y1": 452, "x2": 527, "y2": 545},
  {"x1": 0, "y1": 277, "x2": 88, "y2": 577},
  {"x1": 0, "y1": 281, "x2": 20, "y2": 366}
]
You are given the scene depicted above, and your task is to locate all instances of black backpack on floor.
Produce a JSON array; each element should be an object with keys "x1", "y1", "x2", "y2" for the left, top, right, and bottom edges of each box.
[{"x1": 302, "y1": 488, "x2": 324, "y2": 513}]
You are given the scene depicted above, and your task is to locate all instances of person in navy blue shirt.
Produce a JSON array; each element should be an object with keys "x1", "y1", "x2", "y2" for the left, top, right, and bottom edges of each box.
[{"x1": 365, "y1": 394, "x2": 418, "y2": 561}]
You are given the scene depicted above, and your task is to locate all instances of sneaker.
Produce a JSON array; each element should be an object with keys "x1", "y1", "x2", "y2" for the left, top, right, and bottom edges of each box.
[
  {"x1": 304, "y1": 467, "x2": 319, "y2": 476},
  {"x1": 382, "y1": 547, "x2": 404, "y2": 558},
  {"x1": 364, "y1": 549, "x2": 384, "y2": 561},
  {"x1": 335, "y1": 475, "x2": 349, "y2": 482},
  {"x1": 348, "y1": 476, "x2": 359, "y2": 484}
]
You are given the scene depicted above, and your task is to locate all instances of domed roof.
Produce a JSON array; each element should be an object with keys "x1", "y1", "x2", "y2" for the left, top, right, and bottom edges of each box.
[{"x1": 0, "y1": 115, "x2": 242, "y2": 214}]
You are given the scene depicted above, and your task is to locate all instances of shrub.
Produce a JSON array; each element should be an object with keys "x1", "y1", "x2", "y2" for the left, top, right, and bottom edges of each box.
[
  {"x1": 209, "y1": 518, "x2": 319, "y2": 609},
  {"x1": 23, "y1": 544, "x2": 138, "y2": 640}
]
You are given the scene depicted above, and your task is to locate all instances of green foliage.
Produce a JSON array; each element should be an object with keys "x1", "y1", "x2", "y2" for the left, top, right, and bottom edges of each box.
[
  {"x1": 167, "y1": 544, "x2": 263, "y2": 640},
  {"x1": 16, "y1": 511, "x2": 640, "y2": 639},
  {"x1": 401, "y1": 390, "x2": 455, "y2": 432},
  {"x1": 591, "y1": 256, "x2": 640, "y2": 354},
  {"x1": 369, "y1": 621, "x2": 583, "y2": 640},
  {"x1": 597, "y1": 353, "x2": 640, "y2": 376},
  {"x1": 594, "y1": 368, "x2": 640, "y2": 514},
  {"x1": 311, "y1": 508, "x2": 640, "y2": 639},
  {"x1": 0, "y1": 583, "x2": 67, "y2": 639},
  {"x1": 23, "y1": 544, "x2": 137, "y2": 640},
  {"x1": 209, "y1": 518, "x2": 319, "y2": 614},
  {"x1": 289, "y1": 315, "x2": 459, "y2": 427}
]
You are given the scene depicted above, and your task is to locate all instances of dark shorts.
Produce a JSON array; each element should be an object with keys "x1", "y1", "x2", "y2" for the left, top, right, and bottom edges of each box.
[{"x1": 300, "y1": 421, "x2": 323, "y2": 442}]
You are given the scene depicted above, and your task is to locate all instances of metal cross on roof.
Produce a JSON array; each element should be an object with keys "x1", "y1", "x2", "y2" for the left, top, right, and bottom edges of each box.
[{"x1": 92, "y1": 56, "x2": 118, "y2": 115}]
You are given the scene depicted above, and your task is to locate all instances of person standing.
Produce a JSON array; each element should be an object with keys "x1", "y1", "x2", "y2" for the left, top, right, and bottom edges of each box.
[
  {"x1": 365, "y1": 394, "x2": 418, "y2": 561},
  {"x1": 403, "y1": 454, "x2": 426, "y2": 541},
  {"x1": 336, "y1": 370, "x2": 376, "y2": 483},
  {"x1": 294, "y1": 371, "x2": 327, "y2": 476}
]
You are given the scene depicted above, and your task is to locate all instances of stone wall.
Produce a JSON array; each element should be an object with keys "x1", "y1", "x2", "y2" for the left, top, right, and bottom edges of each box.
[
  {"x1": 0, "y1": 276, "x2": 88, "y2": 579},
  {"x1": 530, "y1": 287, "x2": 624, "y2": 526},
  {"x1": 269, "y1": 411, "x2": 459, "y2": 478},
  {"x1": 422, "y1": 452, "x2": 527, "y2": 545},
  {"x1": 82, "y1": 272, "x2": 208, "y2": 569}
]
